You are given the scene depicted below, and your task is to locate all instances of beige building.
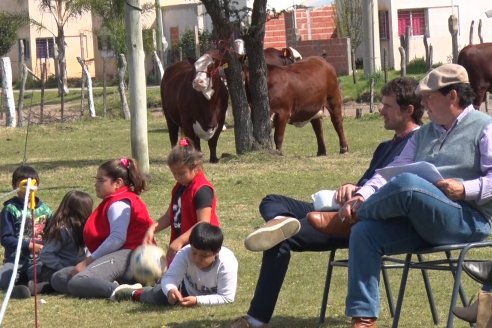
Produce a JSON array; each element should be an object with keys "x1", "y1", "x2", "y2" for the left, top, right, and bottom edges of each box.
[
  {"x1": 2, "y1": 0, "x2": 96, "y2": 82},
  {"x1": 2, "y1": 0, "x2": 159, "y2": 83}
]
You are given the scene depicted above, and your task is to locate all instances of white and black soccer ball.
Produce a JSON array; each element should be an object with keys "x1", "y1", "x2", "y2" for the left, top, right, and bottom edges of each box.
[{"x1": 130, "y1": 244, "x2": 165, "y2": 285}]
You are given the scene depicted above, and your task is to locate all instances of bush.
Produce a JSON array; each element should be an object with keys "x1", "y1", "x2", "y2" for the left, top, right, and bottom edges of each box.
[{"x1": 406, "y1": 57, "x2": 427, "y2": 75}]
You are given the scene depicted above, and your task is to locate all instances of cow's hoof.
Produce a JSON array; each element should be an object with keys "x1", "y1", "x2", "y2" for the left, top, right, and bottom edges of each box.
[
  {"x1": 339, "y1": 147, "x2": 349, "y2": 154},
  {"x1": 317, "y1": 152, "x2": 327, "y2": 156},
  {"x1": 268, "y1": 149, "x2": 283, "y2": 156},
  {"x1": 210, "y1": 158, "x2": 219, "y2": 164}
]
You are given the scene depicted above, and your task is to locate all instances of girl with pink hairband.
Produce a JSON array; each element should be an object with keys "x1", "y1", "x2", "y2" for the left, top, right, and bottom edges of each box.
[
  {"x1": 143, "y1": 137, "x2": 220, "y2": 266},
  {"x1": 50, "y1": 157, "x2": 154, "y2": 298}
]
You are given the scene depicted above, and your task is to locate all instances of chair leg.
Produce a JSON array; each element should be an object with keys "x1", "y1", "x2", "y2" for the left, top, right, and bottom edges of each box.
[
  {"x1": 446, "y1": 247, "x2": 473, "y2": 328},
  {"x1": 417, "y1": 254, "x2": 439, "y2": 325},
  {"x1": 381, "y1": 266, "x2": 395, "y2": 317},
  {"x1": 445, "y1": 250, "x2": 469, "y2": 308},
  {"x1": 392, "y1": 253, "x2": 412, "y2": 328},
  {"x1": 320, "y1": 250, "x2": 336, "y2": 323}
]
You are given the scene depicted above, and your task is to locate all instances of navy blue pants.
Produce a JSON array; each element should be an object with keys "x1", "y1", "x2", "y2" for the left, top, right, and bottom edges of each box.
[{"x1": 247, "y1": 194, "x2": 349, "y2": 323}]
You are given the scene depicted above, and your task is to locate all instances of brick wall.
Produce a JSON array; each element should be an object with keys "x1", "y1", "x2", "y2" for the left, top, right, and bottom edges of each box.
[
  {"x1": 264, "y1": 5, "x2": 337, "y2": 48},
  {"x1": 263, "y1": 5, "x2": 350, "y2": 75},
  {"x1": 264, "y1": 15, "x2": 287, "y2": 48},
  {"x1": 294, "y1": 38, "x2": 351, "y2": 75}
]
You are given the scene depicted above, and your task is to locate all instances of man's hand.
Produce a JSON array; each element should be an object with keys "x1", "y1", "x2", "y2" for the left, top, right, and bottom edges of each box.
[
  {"x1": 338, "y1": 196, "x2": 364, "y2": 224},
  {"x1": 436, "y1": 179, "x2": 465, "y2": 200},
  {"x1": 335, "y1": 184, "x2": 359, "y2": 204}
]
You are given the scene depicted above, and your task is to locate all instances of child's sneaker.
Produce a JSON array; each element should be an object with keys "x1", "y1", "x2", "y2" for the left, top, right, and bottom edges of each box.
[
  {"x1": 11, "y1": 285, "x2": 31, "y2": 299},
  {"x1": 109, "y1": 283, "x2": 143, "y2": 301}
]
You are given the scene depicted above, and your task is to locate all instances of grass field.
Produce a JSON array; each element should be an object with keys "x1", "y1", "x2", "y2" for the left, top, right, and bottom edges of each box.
[{"x1": 0, "y1": 98, "x2": 489, "y2": 327}]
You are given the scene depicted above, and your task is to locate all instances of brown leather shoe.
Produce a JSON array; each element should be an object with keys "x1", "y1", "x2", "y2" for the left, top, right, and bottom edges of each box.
[
  {"x1": 351, "y1": 317, "x2": 377, "y2": 328},
  {"x1": 307, "y1": 211, "x2": 353, "y2": 236}
]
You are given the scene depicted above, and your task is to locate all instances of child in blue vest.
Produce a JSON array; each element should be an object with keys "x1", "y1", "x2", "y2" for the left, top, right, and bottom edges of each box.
[{"x1": 0, "y1": 165, "x2": 52, "y2": 298}]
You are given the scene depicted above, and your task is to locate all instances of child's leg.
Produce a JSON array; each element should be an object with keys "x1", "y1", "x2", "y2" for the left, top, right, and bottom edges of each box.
[
  {"x1": 0, "y1": 263, "x2": 15, "y2": 290},
  {"x1": 139, "y1": 284, "x2": 169, "y2": 305},
  {"x1": 68, "y1": 249, "x2": 131, "y2": 298},
  {"x1": 50, "y1": 266, "x2": 73, "y2": 294}
]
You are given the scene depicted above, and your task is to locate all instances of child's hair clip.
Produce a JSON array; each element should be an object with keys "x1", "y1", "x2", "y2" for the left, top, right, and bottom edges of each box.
[
  {"x1": 179, "y1": 138, "x2": 189, "y2": 147},
  {"x1": 120, "y1": 157, "x2": 129, "y2": 168}
]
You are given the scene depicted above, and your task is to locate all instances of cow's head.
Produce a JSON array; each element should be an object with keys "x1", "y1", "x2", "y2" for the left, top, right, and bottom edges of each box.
[
  {"x1": 282, "y1": 47, "x2": 303, "y2": 63},
  {"x1": 192, "y1": 52, "x2": 221, "y2": 100}
]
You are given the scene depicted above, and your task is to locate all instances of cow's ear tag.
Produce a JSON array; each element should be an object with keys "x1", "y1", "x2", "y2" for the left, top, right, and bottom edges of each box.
[{"x1": 222, "y1": 63, "x2": 229, "y2": 70}]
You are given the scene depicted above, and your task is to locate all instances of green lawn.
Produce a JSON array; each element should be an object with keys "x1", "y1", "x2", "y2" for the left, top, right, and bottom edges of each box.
[{"x1": 0, "y1": 104, "x2": 488, "y2": 327}]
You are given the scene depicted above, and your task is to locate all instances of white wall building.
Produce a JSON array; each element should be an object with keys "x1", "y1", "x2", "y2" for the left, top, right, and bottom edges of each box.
[{"x1": 376, "y1": 0, "x2": 492, "y2": 69}]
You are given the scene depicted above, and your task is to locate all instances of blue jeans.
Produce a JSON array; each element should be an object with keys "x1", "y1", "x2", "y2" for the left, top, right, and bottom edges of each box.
[
  {"x1": 247, "y1": 194, "x2": 349, "y2": 323},
  {"x1": 346, "y1": 173, "x2": 491, "y2": 318}
]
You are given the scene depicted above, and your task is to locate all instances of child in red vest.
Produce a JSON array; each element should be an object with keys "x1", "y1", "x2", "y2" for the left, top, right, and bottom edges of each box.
[
  {"x1": 51, "y1": 157, "x2": 154, "y2": 298},
  {"x1": 143, "y1": 137, "x2": 220, "y2": 265}
]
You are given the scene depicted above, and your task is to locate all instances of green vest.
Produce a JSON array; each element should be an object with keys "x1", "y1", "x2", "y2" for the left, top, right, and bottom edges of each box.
[{"x1": 414, "y1": 110, "x2": 492, "y2": 219}]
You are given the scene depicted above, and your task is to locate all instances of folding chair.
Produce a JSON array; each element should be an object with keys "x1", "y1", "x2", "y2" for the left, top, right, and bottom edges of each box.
[
  {"x1": 391, "y1": 241, "x2": 492, "y2": 328},
  {"x1": 319, "y1": 248, "x2": 440, "y2": 324}
]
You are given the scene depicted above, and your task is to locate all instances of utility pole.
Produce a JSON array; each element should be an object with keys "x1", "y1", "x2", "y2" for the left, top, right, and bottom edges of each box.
[
  {"x1": 362, "y1": 0, "x2": 375, "y2": 76},
  {"x1": 155, "y1": 0, "x2": 165, "y2": 64},
  {"x1": 125, "y1": 0, "x2": 150, "y2": 174}
]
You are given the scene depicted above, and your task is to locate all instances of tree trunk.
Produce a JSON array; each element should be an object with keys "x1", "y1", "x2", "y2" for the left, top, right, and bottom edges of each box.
[
  {"x1": 57, "y1": 27, "x2": 69, "y2": 121},
  {"x1": 118, "y1": 54, "x2": 131, "y2": 120},
  {"x1": 76, "y1": 57, "x2": 96, "y2": 117},
  {"x1": 224, "y1": 53, "x2": 253, "y2": 154},
  {"x1": 17, "y1": 64, "x2": 28, "y2": 127},
  {"x1": 243, "y1": 0, "x2": 272, "y2": 150},
  {"x1": 0, "y1": 57, "x2": 16, "y2": 127},
  {"x1": 17, "y1": 40, "x2": 26, "y2": 128},
  {"x1": 125, "y1": 0, "x2": 150, "y2": 174},
  {"x1": 200, "y1": 0, "x2": 253, "y2": 154}
]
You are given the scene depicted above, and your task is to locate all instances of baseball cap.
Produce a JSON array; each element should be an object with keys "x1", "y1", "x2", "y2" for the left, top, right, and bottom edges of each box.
[{"x1": 416, "y1": 63, "x2": 469, "y2": 94}]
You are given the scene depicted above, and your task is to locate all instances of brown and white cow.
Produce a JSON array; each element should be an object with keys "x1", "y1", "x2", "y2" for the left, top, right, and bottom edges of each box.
[
  {"x1": 244, "y1": 56, "x2": 349, "y2": 155},
  {"x1": 263, "y1": 47, "x2": 302, "y2": 66},
  {"x1": 160, "y1": 54, "x2": 228, "y2": 163},
  {"x1": 457, "y1": 42, "x2": 492, "y2": 108}
]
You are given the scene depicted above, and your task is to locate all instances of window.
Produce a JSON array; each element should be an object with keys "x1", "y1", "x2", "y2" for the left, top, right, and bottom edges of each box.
[
  {"x1": 398, "y1": 9, "x2": 426, "y2": 37},
  {"x1": 36, "y1": 38, "x2": 56, "y2": 59},
  {"x1": 379, "y1": 11, "x2": 389, "y2": 40},
  {"x1": 97, "y1": 35, "x2": 113, "y2": 51},
  {"x1": 18, "y1": 39, "x2": 30, "y2": 59}
]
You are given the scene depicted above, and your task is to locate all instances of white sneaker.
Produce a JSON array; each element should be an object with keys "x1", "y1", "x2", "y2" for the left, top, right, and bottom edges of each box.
[
  {"x1": 109, "y1": 283, "x2": 143, "y2": 301},
  {"x1": 244, "y1": 217, "x2": 300, "y2": 252}
]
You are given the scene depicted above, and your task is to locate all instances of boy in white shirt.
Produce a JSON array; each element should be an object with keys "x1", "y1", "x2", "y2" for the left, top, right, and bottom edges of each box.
[{"x1": 111, "y1": 223, "x2": 238, "y2": 306}]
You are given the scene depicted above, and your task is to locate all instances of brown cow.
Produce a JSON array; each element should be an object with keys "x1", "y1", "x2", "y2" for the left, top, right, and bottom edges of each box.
[
  {"x1": 263, "y1": 47, "x2": 302, "y2": 66},
  {"x1": 457, "y1": 43, "x2": 492, "y2": 108},
  {"x1": 244, "y1": 56, "x2": 348, "y2": 155},
  {"x1": 161, "y1": 54, "x2": 228, "y2": 163}
]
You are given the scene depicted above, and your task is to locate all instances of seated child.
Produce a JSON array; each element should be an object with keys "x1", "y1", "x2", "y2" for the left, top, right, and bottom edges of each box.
[
  {"x1": 0, "y1": 165, "x2": 52, "y2": 299},
  {"x1": 28, "y1": 190, "x2": 93, "y2": 295},
  {"x1": 111, "y1": 223, "x2": 238, "y2": 306}
]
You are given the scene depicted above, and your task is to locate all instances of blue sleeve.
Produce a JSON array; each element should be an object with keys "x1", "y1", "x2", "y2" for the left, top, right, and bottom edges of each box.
[{"x1": 1, "y1": 206, "x2": 30, "y2": 258}]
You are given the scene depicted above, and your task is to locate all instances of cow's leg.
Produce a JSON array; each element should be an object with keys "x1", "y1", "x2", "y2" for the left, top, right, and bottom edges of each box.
[
  {"x1": 272, "y1": 113, "x2": 288, "y2": 155},
  {"x1": 310, "y1": 118, "x2": 326, "y2": 156},
  {"x1": 207, "y1": 110, "x2": 226, "y2": 164},
  {"x1": 327, "y1": 92, "x2": 349, "y2": 154},
  {"x1": 166, "y1": 118, "x2": 180, "y2": 147}
]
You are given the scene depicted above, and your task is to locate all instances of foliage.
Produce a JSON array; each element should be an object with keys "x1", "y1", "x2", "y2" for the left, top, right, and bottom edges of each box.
[
  {"x1": 174, "y1": 29, "x2": 214, "y2": 60},
  {"x1": 406, "y1": 57, "x2": 427, "y2": 75},
  {"x1": 0, "y1": 11, "x2": 29, "y2": 57},
  {"x1": 335, "y1": 0, "x2": 363, "y2": 50}
]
